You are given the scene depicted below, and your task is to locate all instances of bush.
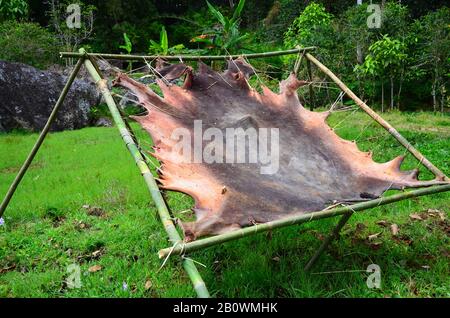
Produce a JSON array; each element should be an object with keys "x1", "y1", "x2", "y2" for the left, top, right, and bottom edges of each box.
[
  {"x1": 0, "y1": 21, "x2": 62, "y2": 69},
  {"x1": 0, "y1": 0, "x2": 28, "y2": 21}
]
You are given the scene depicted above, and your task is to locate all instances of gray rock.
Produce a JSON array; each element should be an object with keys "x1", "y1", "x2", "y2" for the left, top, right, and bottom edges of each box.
[
  {"x1": 95, "y1": 117, "x2": 112, "y2": 127},
  {"x1": 118, "y1": 75, "x2": 155, "y2": 109},
  {"x1": 0, "y1": 60, "x2": 101, "y2": 132}
]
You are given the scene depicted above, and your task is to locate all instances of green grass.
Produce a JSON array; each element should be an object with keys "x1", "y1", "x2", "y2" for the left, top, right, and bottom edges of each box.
[{"x1": 0, "y1": 110, "x2": 449, "y2": 298}]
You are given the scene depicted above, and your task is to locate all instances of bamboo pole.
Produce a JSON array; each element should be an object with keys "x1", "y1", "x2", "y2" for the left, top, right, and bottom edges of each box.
[
  {"x1": 304, "y1": 212, "x2": 353, "y2": 271},
  {"x1": 80, "y1": 49, "x2": 210, "y2": 298},
  {"x1": 305, "y1": 53, "x2": 448, "y2": 181},
  {"x1": 0, "y1": 58, "x2": 84, "y2": 218},
  {"x1": 60, "y1": 47, "x2": 316, "y2": 62},
  {"x1": 306, "y1": 59, "x2": 315, "y2": 111},
  {"x1": 158, "y1": 184, "x2": 450, "y2": 259},
  {"x1": 293, "y1": 50, "x2": 305, "y2": 75}
]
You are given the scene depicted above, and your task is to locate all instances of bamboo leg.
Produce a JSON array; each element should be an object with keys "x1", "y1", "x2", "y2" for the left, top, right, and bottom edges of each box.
[
  {"x1": 304, "y1": 212, "x2": 353, "y2": 271},
  {"x1": 294, "y1": 51, "x2": 305, "y2": 75},
  {"x1": 80, "y1": 50, "x2": 210, "y2": 298},
  {"x1": 305, "y1": 53, "x2": 448, "y2": 181},
  {"x1": 306, "y1": 59, "x2": 315, "y2": 111},
  {"x1": 0, "y1": 58, "x2": 84, "y2": 218}
]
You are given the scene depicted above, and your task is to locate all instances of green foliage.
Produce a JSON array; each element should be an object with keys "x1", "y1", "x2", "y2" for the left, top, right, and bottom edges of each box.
[
  {"x1": 408, "y1": 7, "x2": 450, "y2": 111},
  {"x1": 118, "y1": 33, "x2": 133, "y2": 71},
  {"x1": 380, "y1": 2, "x2": 410, "y2": 39},
  {"x1": 0, "y1": 20, "x2": 61, "y2": 69},
  {"x1": 148, "y1": 26, "x2": 185, "y2": 55},
  {"x1": 191, "y1": 0, "x2": 249, "y2": 54},
  {"x1": 283, "y1": 1, "x2": 336, "y2": 80},
  {"x1": 262, "y1": 0, "x2": 306, "y2": 42},
  {"x1": 356, "y1": 35, "x2": 408, "y2": 110},
  {"x1": 0, "y1": 0, "x2": 28, "y2": 21},
  {"x1": 284, "y1": 2, "x2": 334, "y2": 49},
  {"x1": 357, "y1": 35, "x2": 408, "y2": 78},
  {"x1": 119, "y1": 33, "x2": 133, "y2": 54}
]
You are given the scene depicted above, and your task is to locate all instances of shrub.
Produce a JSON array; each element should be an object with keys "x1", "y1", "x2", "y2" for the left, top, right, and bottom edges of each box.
[
  {"x1": 0, "y1": 0, "x2": 28, "y2": 21},
  {"x1": 0, "y1": 20, "x2": 62, "y2": 69}
]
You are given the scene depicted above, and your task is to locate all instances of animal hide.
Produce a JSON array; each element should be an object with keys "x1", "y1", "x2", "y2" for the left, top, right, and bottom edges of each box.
[{"x1": 114, "y1": 58, "x2": 444, "y2": 241}]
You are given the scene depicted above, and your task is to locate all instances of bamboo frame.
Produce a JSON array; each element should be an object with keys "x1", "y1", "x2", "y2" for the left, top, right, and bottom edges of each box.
[
  {"x1": 306, "y1": 58, "x2": 316, "y2": 111},
  {"x1": 1, "y1": 48, "x2": 448, "y2": 298},
  {"x1": 60, "y1": 47, "x2": 317, "y2": 62},
  {"x1": 158, "y1": 184, "x2": 450, "y2": 259}
]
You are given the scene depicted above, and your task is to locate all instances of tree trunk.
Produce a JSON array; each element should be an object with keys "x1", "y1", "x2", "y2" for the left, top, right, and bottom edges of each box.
[
  {"x1": 397, "y1": 68, "x2": 405, "y2": 110},
  {"x1": 440, "y1": 83, "x2": 446, "y2": 113},
  {"x1": 381, "y1": 80, "x2": 385, "y2": 113},
  {"x1": 390, "y1": 76, "x2": 394, "y2": 110},
  {"x1": 432, "y1": 77, "x2": 437, "y2": 112}
]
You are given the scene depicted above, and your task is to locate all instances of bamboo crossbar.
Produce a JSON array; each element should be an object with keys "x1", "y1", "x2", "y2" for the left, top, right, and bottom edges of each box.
[
  {"x1": 60, "y1": 47, "x2": 316, "y2": 61},
  {"x1": 158, "y1": 184, "x2": 450, "y2": 259}
]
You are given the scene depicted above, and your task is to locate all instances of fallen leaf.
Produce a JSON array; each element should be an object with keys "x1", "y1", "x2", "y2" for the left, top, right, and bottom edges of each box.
[
  {"x1": 145, "y1": 280, "x2": 152, "y2": 290},
  {"x1": 390, "y1": 224, "x2": 399, "y2": 236},
  {"x1": 88, "y1": 265, "x2": 102, "y2": 273},
  {"x1": 0, "y1": 264, "x2": 16, "y2": 274},
  {"x1": 76, "y1": 221, "x2": 90, "y2": 230},
  {"x1": 421, "y1": 265, "x2": 430, "y2": 270},
  {"x1": 92, "y1": 250, "x2": 102, "y2": 258},
  {"x1": 376, "y1": 220, "x2": 389, "y2": 227},
  {"x1": 438, "y1": 212, "x2": 446, "y2": 221},
  {"x1": 409, "y1": 213, "x2": 423, "y2": 221},
  {"x1": 393, "y1": 235, "x2": 413, "y2": 246},
  {"x1": 369, "y1": 242, "x2": 383, "y2": 250},
  {"x1": 368, "y1": 232, "x2": 382, "y2": 241},
  {"x1": 272, "y1": 256, "x2": 280, "y2": 262},
  {"x1": 356, "y1": 223, "x2": 367, "y2": 232}
]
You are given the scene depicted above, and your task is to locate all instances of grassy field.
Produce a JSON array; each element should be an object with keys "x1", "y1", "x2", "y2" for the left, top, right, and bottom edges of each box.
[{"x1": 0, "y1": 110, "x2": 449, "y2": 298}]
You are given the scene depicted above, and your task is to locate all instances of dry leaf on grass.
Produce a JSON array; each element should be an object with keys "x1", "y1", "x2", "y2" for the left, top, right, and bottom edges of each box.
[
  {"x1": 145, "y1": 280, "x2": 152, "y2": 290},
  {"x1": 92, "y1": 250, "x2": 102, "y2": 258},
  {"x1": 409, "y1": 213, "x2": 423, "y2": 221},
  {"x1": 376, "y1": 220, "x2": 389, "y2": 227},
  {"x1": 369, "y1": 242, "x2": 383, "y2": 250},
  {"x1": 88, "y1": 265, "x2": 102, "y2": 273},
  {"x1": 368, "y1": 232, "x2": 382, "y2": 241},
  {"x1": 390, "y1": 224, "x2": 399, "y2": 236}
]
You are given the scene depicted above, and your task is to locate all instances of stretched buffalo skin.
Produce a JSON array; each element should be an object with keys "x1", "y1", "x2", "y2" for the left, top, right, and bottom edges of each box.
[{"x1": 114, "y1": 58, "x2": 444, "y2": 241}]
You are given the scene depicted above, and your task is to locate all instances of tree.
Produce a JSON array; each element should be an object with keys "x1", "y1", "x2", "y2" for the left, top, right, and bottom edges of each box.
[
  {"x1": 410, "y1": 7, "x2": 450, "y2": 112},
  {"x1": 284, "y1": 2, "x2": 334, "y2": 51},
  {"x1": 357, "y1": 35, "x2": 407, "y2": 111},
  {"x1": 48, "y1": 0, "x2": 96, "y2": 66}
]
